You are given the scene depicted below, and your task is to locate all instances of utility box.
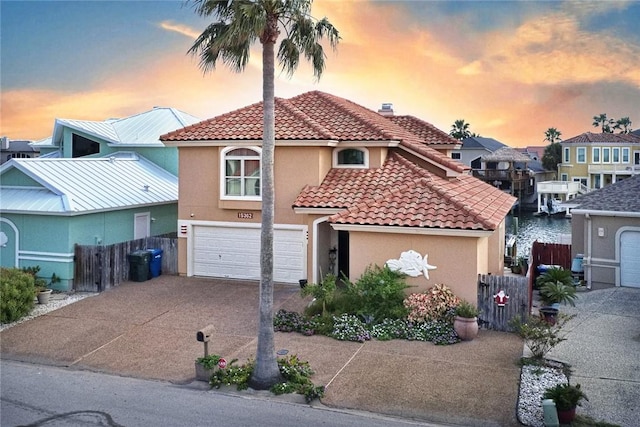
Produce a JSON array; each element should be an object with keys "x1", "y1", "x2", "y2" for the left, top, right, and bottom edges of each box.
[
  {"x1": 147, "y1": 248, "x2": 163, "y2": 278},
  {"x1": 128, "y1": 250, "x2": 150, "y2": 282}
]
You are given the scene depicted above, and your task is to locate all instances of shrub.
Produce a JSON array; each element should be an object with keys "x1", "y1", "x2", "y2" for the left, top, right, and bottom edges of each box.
[
  {"x1": 330, "y1": 314, "x2": 371, "y2": 342},
  {"x1": 510, "y1": 314, "x2": 575, "y2": 359},
  {"x1": 543, "y1": 383, "x2": 588, "y2": 411},
  {"x1": 208, "y1": 355, "x2": 325, "y2": 403},
  {"x1": 196, "y1": 354, "x2": 223, "y2": 370},
  {"x1": 404, "y1": 284, "x2": 461, "y2": 323},
  {"x1": 1, "y1": 268, "x2": 37, "y2": 323},
  {"x1": 340, "y1": 265, "x2": 409, "y2": 322},
  {"x1": 300, "y1": 274, "x2": 336, "y2": 316}
]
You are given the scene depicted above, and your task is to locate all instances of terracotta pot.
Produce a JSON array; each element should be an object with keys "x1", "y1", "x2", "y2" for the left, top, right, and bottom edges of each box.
[
  {"x1": 453, "y1": 316, "x2": 479, "y2": 341},
  {"x1": 557, "y1": 406, "x2": 577, "y2": 424},
  {"x1": 539, "y1": 307, "x2": 559, "y2": 325}
]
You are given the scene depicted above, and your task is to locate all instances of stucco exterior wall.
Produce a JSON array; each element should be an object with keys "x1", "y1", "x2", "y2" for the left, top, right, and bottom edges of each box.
[
  {"x1": 347, "y1": 231, "x2": 481, "y2": 304},
  {"x1": 575, "y1": 214, "x2": 640, "y2": 288}
]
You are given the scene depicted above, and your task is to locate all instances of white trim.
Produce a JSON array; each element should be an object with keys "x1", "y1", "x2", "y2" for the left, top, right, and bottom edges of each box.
[
  {"x1": 400, "y1": 144, "x2": 461, "y2": 177},
  {"x1": 330, "y1": 223, "x2": 493, "y2": 237},
  {"x1": 134, "y1": 212, "x2": 151, "y2": 239},
  {"x1": 571, "y1": 209, "x2": 640, "y2": 218},
  {"x1": 333, "y1": 147, "x2": 369, "y2": 169},
  {"x1": 576, "y1": 146, "x2": 586, "y2": 163},
  {"x1": 0, "y1": 217, "x2": 19, "y2": 267},
  {"x1": 592, "y1": 147, "x2": 601, "y2": 163},
  {"x1": 220, "y1": 146, "x2": 262, "y2": 201},
  {"x1": 312, "y1": 216, "x2": 331, "y2": 284},
  {"x1": 293, "y1": 207, "x2": 344, "y2": 215},
  {"x1": 18, "y1": 250, "x2": 74, "y2": 263},
  {"x1": 615, "y1": 226, "x2": 640, "y2": 287}
]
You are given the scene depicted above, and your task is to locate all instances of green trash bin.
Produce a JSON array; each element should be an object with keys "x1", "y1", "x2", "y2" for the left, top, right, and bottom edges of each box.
[{"x1": 128, "y1": 250, "x2": 150, "y2": 282}]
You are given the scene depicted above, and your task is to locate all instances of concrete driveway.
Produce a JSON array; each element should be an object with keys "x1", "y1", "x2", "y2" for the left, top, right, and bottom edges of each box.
[{"x1": 0, "y1": 275, "x2": 525, "y2": 427}]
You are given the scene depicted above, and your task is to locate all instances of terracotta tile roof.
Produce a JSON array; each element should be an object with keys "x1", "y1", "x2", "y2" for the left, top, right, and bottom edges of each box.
[
  {"x1": 386, "y1": 115, "x2": 460, "y2": 146},
  {"x1": 562, "y1": 132, "x2": 640, "y2": 144},
  {"x1": 295, "y1": 152, "x2": 516, "y2": 231},
  {"x1": 161, "y1": 91, "x2": 467, "y2": 173}
]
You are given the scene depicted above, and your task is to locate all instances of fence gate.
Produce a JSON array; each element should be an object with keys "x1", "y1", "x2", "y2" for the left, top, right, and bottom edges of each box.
[{"x1": 477, "y1": 274, "x2": 529, "y2": 332}]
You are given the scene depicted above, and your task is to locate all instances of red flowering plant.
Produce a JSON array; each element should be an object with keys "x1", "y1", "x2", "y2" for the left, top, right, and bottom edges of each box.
[{"x1": 404, "y1": 284, "x2": 461, "y2": 323}]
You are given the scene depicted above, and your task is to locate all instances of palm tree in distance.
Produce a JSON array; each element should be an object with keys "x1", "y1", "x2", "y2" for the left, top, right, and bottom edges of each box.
[
  {"x1": 592, "y1": 113, "x2": 614, "y2": 133},
  {"x1": 188, "y1": 0, "x2": 339, "y2": 390},
  {"x1": 614, "y1": 117, "x2": 633, "y2": 134},
  {"x1": 449, "y1": 119, "x2": 472, "y2": 140},
  {"x1": 542, "y1": 127, "x2": 562, "y2": 173}
]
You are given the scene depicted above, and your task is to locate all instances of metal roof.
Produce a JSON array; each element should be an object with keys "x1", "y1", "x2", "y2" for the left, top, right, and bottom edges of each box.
[
  {"x1": 0, "y1": 152, "x2": 177, "y2": 215},
  {"x1": 51, "y1": 107, "x2": 200, "y2": 146}
]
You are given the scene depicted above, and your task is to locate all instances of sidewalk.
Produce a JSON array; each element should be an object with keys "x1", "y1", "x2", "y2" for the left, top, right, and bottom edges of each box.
[{"x1": 0, "y1": 275, "x2": 523, "y2": 426}]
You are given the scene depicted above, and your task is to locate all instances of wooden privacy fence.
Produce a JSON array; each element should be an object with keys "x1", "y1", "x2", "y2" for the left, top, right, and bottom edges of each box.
[
  {"x1": 74, "y1": 236, "x2": 178, "y2": 292},
  {"x1": 528, "y1": 241, "x2": 572, "y2": 311},
  {"x1": 477, "y1": 274, "x2": 529, "y2": 332}
]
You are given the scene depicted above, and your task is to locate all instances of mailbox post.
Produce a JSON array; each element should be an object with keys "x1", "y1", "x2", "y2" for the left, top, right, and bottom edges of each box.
[{"x1": 196, "y1": 325, "x2": 216, "y2": 357}]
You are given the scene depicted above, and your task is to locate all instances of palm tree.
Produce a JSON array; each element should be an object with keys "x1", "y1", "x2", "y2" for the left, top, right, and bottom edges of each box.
[
  {"x1": 188, "y1": 0, "x2": 339, "y2": 390},
  {"x1": 592, "y1": 113, "x2": 614, "y2": 133},
  {"x1": 449, "y1": 119, "x2": 472, "y2": 140},
  {"x1": 614, "y1": 117, "x2": 633, "y2": 134},
  {"x1": 543, "y1": 127, "x2": 562, "y2": 144},
  {"x1": 542, "y1": 128, "x2": 562, "y2": 173}
]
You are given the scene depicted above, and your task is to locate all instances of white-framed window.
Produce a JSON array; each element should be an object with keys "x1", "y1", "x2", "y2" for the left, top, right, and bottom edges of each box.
[
  {"x1": 333, "y1": 147, "x2": 368, "y2": 168},
  {"x1": 622, "y1": 147, "x2": 630, "y2": 163},
  {"x1": 576, "y1": 147, "x2": 586, "y2": 163},
  {"x1": 451, "y1": 152, "x2": 461, "y2": 160},
  {"x1": 612, "y1": 147, "x2": 620, "y2": 163},
  {"x1": 592, "y1": 147, "x2": 600, "y2": 163},
  {"x1": 220, "y1": 146, "x2": 261, "y2": 200},
  {"x1": 602, "y1": 147, "x2": 611, "y2": 163},
  {"x1": 573, "y1": 177, "x2": 587, "y2": 187},
  {"x1": 560, "y1": 173, "x2": 568, "y2": 181},
  {"x1": 563, "y1": 147, "x2": 570, "y2": 163},
  {"x1": 634, "y1": 151, "x2": 640, "y2": 165}
]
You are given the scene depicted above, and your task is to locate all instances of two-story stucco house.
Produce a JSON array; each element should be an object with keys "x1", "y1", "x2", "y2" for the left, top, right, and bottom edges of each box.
[
  {"x1": 558, "y1": 132, "x2": 640, "y2": 190},
  {"x1": 160, "y1": 91, "x2": 516, "y2": 302}
]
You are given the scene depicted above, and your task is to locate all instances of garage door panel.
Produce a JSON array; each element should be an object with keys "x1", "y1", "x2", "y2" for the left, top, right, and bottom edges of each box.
[
  {"x1": 620, "y1": 230, "x2": 640, "y2": 288},
  {"x1": 192, "y1": 225, "x2": 306, "y2": 284}
]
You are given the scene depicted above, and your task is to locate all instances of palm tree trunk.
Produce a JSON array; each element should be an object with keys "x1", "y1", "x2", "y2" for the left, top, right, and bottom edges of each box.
[{"x1": 249, "y1": 38, "x2": 282, "y2": 390}]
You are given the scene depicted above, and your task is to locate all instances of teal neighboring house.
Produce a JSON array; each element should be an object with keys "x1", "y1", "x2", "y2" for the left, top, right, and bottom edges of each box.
[{"x1": 0, "y1": 107, "x2": 199, "y2": 290}]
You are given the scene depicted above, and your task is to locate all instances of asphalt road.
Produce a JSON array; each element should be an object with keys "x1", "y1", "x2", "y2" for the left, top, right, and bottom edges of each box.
[{"x1": 0, "y1": 360, "x2": 445, "y2": 427}]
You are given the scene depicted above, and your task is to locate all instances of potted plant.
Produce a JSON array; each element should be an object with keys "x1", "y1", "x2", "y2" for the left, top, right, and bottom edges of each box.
[
  {"x1": 543, "y1": 383, "x2": 588, "y2": 424},
  {"x1": 535, "y1": 267, "x2": 573, "y2": 290},
  {"x1": 36, "y1": 273, "x2": 60, "y2": 305},
  {"x1": 539, "y1": 281, "x2": 577, "y2": 309},
  {"x1": 453, "y1": 300, "x2": 480, "y2": 341},
  {"x1": 195, "y1": 354, "x2": 227, "y2": 381}
]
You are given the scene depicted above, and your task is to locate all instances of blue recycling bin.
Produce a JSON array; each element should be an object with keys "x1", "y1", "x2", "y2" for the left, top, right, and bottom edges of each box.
[{"x1": 147, "y1": 248, "x2": 163, "y2": 278}]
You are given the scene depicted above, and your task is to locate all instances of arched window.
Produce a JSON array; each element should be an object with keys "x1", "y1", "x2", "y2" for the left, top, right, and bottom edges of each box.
[
  {"x1": 334, "y1": 148, "x2": 368, "y2": 168},
  {"x1": 221, "y1": 147, "x2": 261, "y2": 199}
]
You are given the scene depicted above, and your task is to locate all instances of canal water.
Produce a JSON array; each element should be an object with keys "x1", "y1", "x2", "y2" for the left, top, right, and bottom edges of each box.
[{"x1": 507, "y1": 211, "x2": 572, "y2": 257}]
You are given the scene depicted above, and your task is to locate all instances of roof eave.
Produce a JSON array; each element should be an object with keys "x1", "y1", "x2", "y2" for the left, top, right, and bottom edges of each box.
[{"x1": 329, "y1": 223, "x2": 494, "y2": 237}]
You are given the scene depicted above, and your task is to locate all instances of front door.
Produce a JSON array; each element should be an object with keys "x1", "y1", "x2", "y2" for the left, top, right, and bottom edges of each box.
[
  {"x1": 134, "y1": 213, "x2": 150, "y2": 240},
  {"x1": 338, "y1": 230, "x2": 349, "y2": 279}
]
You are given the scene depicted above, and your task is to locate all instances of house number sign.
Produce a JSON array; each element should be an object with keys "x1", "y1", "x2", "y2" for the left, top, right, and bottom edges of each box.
[{"x1": 237, "y1": 212, "x2": 253, "y2": 219}]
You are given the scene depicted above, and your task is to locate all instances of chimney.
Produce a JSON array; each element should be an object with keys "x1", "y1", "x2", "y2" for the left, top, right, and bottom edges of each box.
[
  {"x1": 378, "y1": 103, "x2": 394, "y2": 116},
  {"x1": 1, "y1": 137, "x2": 9, "y2": 150}
]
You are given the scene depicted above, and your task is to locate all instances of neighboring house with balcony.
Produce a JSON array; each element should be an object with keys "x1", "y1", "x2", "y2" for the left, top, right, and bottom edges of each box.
[
  {"x1": 1, "y1": 137, "x2": 40, "y2": 164},
  {"x1": 0, "y1": 107, "x2": 199, "y2": 290},
  {"x1": 453, "y1": 138, "x2": 551, "y2": 211},
  {"x1": 160, "y1": 91, "x2": 516, "y2": 303},
  {"x1": 557, "y1": 132, "x2": 640, "y2": 190},
  {"x1": 536, "y1": 132, "x2": 640, "y2": 216}
]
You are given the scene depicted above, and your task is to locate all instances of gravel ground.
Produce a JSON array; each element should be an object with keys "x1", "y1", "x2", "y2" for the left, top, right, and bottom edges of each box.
[
  {"x1": 0, "y1": 292, "x2": 97, "y2": 332},
  {"x1": 517, "y1": 361, "x2": 568, "y2": 427}
]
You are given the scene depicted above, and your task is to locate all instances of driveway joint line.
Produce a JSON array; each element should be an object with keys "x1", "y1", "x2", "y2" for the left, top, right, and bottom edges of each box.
[{"x1": 324, "y1": 342, "x2": 365, "y2": 390}]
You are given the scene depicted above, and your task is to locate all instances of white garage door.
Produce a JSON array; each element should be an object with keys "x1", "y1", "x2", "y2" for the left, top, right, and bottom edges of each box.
[
  {"x1": 192, "y1": 223, "x2": 307, "y2": 284},
  {"x1": 620, "y1": 230, "x2": 640, "y2": 288}
]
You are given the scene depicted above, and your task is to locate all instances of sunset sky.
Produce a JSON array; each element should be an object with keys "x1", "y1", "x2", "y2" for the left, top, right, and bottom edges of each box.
[{"x1": 2, "y1": 0, "x2": 639, "y2": 147}]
